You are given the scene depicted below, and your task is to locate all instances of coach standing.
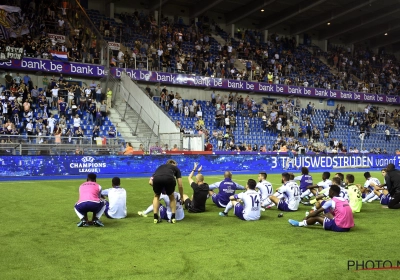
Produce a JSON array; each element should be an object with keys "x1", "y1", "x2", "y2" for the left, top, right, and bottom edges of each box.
[
  {"x1": 152, "y1": 159, "x2": 183, "y2": 224},
  {"x1": 385, "y1": 163, "x2": 400, "y2": 209}
]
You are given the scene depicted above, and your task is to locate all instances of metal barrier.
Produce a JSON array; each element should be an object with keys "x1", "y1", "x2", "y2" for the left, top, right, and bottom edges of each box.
[{"x1": 0, "y1": 135, "x2": 122, "y2": 155}]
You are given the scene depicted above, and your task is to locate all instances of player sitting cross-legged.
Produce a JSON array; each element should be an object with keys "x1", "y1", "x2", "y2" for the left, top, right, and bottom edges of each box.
[
  {"x1": 265, "y1": 172, "x2": 301, "y2": 212},
  {"x1": 208, "y1": 171, "x2": 246, "y2": 208},
  {"x1": 361, "y1": 171, "x2": 381, "y2": 203},
  {"x1": 218, "y1": 179, "x2": 261, "y2": 221},
  {"x1": 289, "y1": 185, "x2": 355, "y2": 232},
  {"x1": 371, "y1": 168, "x2": 392, "y2": 206}
]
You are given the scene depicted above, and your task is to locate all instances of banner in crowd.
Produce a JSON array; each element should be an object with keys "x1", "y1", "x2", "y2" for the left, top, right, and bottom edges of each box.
[
  {"x1": 0, "y1": 5, "x2": 29, "y2": 39},
  {"x1": 0, "y1": 45, "x2": 23, "y2": 60},
  {"x1": 48, "y1": 33, "x2": 66, "y2": 44},
  {"x1": 0, "y1": 57, "x2": 398, "y2": 104},
  {"x1": 0, "y1": 154, "x2": 398, "y2": 177},
  {"x1": 108, "y1": 42, "x2": 120, "y2": 51}
]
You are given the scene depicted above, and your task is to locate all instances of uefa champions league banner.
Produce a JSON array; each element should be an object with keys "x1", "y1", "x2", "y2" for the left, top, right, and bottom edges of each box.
[
  {"x1": 0, "y1": 154, "x2": 398, "y2": 177},
  {"x1": 0, "y1": 57, "x2": 398, "y2": 105}
]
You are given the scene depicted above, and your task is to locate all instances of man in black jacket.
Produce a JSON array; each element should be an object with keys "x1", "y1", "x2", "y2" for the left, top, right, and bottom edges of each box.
[{"x1": 385, "y1": 164, "x2": 400, "y2": 209}]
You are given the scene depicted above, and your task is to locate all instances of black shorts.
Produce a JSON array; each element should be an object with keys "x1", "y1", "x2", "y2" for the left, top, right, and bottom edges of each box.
[
  {"x1": 153, "y1": 176, "x2": 176, "y2": 195},
  {"x1": 184, "y1": 198, "x2": 193, "y2": 210}
]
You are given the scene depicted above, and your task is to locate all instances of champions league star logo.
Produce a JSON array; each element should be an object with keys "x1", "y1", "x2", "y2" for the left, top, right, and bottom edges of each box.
[
  {"x1": 81, "y1": 156, "x2": 95, "y2": 163},
  {"x1": 69, "y1": 156, "x2": 106, "y2": 173}
]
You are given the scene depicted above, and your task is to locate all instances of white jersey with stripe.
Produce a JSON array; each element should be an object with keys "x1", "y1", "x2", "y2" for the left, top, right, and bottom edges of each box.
[
  {"x1": 236, "y1": 189, "x2": 261, "y2": 221},
  {"x1": 317, "y1": 179, "x2": 332, "y2": 190},
  {"x1": 256, "y1": 180, "x2": 273, "y2": 202},
  {"x1": 364, "y1": 177, "x2": 381, "y2": 191},
  {"x1": 277, "y1": 181, "x2": 301, "y2": 210},
  {"x1": 160, "y1": 192, "x2": 184, "y2": 220}
]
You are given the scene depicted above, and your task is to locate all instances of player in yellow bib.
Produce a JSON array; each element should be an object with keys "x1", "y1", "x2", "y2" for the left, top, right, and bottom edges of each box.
[{"x1": 345, "y1": 174, "x2": 362, "y2": 213}]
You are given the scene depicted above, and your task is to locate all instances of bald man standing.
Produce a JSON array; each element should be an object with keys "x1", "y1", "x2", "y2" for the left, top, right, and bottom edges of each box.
[{"x1": 208, "y1": 171, "x2": 246, "y2": 208}]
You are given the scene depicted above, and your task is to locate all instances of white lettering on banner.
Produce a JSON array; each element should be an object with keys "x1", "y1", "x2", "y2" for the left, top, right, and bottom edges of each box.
[
  {"x1": 276, "y1": 85, "x2": 284, "y2": 92},
  {"x1": 364, "y1": 94, "x2": 376, "y2": 101},
  {"x1": 22, "y1": 60, "x2": 48, "y2": 70},
  {"x1": 213, "y1": 79, "x2": 222, "y2": 87},
  {"x1": 341, "y1": 92, "x2": 353, "y2": 99},
  {"x1": 258, "y1": 84, "x2": 274, "y2": 92},
  {"x1": 70, "y1": 157, "x2": 107, "y2": 173},
  {"x1": 329, "y1": 91, "x2": 337, "y2": 98},
  {"x1": 353, "y1": 93, "x2": 361, "y2": 100},
  {"x1": 0, "y1": 60, "x2": 12, "y2": 66},
  {"x1": 377, "y1": 95, "x2": 383, "y2": 102},
  {"x1": 50, "y1": 61, "x2": 62, "y2": 71},
  {"x1": 375, "y1": 157, "x2": 397, "y2": 166},
  {"x1": 138, "y1": 71, "x2": 151, "y2": 81},
  {"x1": 71, "y1": 64, "x2": 94, "y2": 75},
  {"x1": 288, "y1": 86, "x2": 302, "y2": 94},
  {"x1": 227, "y1": 80, "x2": 244, "y2": 89},
  {"x1": 386, "y1": 96, "x2": 397, "y2": 103},
  {"x1": 156, "y1": 72, "x2": 176, "y2": 83},
  {"x1": 246, "y1": 82, "x2": 254, "y2": 90},
  {"x1": 304, "y1": 88, "x2": 311, "y2": 95},
  {"x1": 97, "y1": 67, "x2": 105, "y2": 76},
  {"x1": 315, "y1": 89, "x2": 328, "y2": 97},
  {"x1": 194, "y1": 77, "x2": 211, "y2": 87},
  {"x1": 285, "y1": 156, "x2": 374, "y2": 169}
]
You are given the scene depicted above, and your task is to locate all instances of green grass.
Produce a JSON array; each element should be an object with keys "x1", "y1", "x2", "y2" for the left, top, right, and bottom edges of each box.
[{"x1": 0, "y1": 171, "x2": 399, "y2": 280}]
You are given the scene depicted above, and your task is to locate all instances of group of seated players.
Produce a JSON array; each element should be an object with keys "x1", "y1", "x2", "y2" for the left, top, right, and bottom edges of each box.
[{"x1": 73, "y1": 161, "x2": 397, "y2": 232}]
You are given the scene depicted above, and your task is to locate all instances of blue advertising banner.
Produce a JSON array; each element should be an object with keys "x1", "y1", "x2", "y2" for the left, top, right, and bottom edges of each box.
[
  {"x1": 0, "y1": 154, "x2": 398, "y2": 177},
  {"x1": 0, "y1": 57, "x2": 397, "y2": 104}
]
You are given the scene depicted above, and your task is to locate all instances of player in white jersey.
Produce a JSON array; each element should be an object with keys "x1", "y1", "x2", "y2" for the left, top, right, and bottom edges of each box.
[
  {"x1": 361, "y1": 171, "x2": 381, "y2": 203},
  {"x1": 311, "y1": 177, "x2": 348, "y2": 210},
  {"x1": 256, "y1": 172, "x2": 273, "y2": 209},
  {"x1": 101, "y1": 177, "x2": 127, "y2": 219},
  {"x1": 219, "y1": 179, "x2": 261, "y2": 221},
  {"x1": 268, "y1": 172, "x2": 300, "y2": 211},
  {"x1": 366, "y1": 168, "x2": 391, "y2": 205},
  {"x1": 138, "y1": 192, "x2": 184, "y2": 221},
  {"x1": 301, "y1": 172, "x2": 332, "y2": 201}
]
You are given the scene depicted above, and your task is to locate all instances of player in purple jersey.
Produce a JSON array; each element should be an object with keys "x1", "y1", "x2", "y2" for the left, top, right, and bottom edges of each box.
[
  {"x1": 208, "y1": 171, "x2": 245, "y2": 208},
  {"x1": 293, "y1": 167, "x2": 313, "y2": 194}
]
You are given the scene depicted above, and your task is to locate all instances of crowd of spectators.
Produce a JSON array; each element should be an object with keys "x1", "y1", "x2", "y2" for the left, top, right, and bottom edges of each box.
[
  {"x1": 325, "y1": 45, "x2": 400, "y2": 95},
  {"x1": 0, "y1": 72, "x2": 115, "y2": 146},
  {"x1": 0, "y1": 0, "x2": 96, "y2": 64},
  {"x1": 151, "y1": 84, "x2": 399, "y2": 153}
]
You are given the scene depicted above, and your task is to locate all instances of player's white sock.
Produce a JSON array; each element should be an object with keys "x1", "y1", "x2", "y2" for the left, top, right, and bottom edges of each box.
[
  {"x1": 300, "y1": 190, "x2": 311, "y2": 199},
  {"x1": 363, "y1": 192, "x2": 376, "y2": 202},
  {"x1": 368, "y1": 194, "x2": 379, "y2": 202},
  {"x1": 298, "y1": 220, "x2": 307, "y2": 227},
  {"x1": 224, "y1": 201, "x2": 233, "y2": 214},
  {"x1": 143, "y1": 205, "x2": 153, "y2": 215}
]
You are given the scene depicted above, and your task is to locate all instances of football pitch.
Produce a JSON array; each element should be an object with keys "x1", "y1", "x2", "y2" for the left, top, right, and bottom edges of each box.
[{"x1": 1, "y1": 171, "x2": 399, "y2": 280}]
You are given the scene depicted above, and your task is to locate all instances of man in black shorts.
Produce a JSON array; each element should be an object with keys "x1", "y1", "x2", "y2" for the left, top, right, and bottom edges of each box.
[
  {"x1": 183, "y1": 163, "x2": 209, "y2": 213},
  {"x1": 152, "y1": 159, "x2": 183, "y2": 224}
]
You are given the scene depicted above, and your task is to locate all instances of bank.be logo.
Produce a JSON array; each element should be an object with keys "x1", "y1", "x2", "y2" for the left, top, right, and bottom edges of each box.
[{"x1": 81, "y1": 156, "x2": 95, "y2": 163}]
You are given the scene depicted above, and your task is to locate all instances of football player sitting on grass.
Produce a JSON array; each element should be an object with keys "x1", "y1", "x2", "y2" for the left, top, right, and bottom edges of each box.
[{"x1": 289, "y1": 185, "x2": 355, "y2": 232}]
